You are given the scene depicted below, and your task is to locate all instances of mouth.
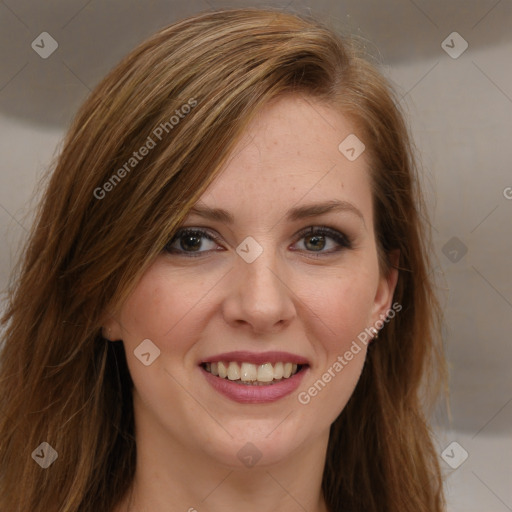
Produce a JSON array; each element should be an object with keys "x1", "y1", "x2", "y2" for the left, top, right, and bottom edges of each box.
[
  {"x1": 201, "y1": 361, "x2": 307, "y2": 385},
  {"x1": 199, "y1": 351, "x2": 310, "y2": 403}
]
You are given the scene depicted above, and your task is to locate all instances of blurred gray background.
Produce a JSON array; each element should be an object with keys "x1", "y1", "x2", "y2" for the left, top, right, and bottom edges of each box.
[{"x1": 1, "y1": 1, "x2": 511, "y2": 510}]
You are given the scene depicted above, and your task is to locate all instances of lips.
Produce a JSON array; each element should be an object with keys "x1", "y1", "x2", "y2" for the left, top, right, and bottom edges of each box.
[{"x1": 199, "y1": 350, "x2": 310, "y2": 403}]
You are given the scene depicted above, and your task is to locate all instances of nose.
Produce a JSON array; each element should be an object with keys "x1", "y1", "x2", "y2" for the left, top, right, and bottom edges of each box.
[{"x1": 221, "y1": 247, "x2": 297, "y2": 334}]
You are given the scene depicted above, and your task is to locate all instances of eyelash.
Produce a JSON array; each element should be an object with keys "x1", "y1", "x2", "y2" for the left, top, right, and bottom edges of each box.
[{"x1": 163, "y1": 226, "x2": 352, "y2": 258}]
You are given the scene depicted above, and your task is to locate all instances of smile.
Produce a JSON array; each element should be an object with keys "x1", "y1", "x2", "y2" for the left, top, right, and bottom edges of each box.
[{"x1": 199, "y1": 351, "x2": 310, "y2": 403}]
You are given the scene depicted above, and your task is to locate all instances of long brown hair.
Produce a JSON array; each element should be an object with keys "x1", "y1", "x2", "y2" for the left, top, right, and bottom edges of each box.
[{"x1": 0, "y1": 8, "x2": 447, "y2": 511}]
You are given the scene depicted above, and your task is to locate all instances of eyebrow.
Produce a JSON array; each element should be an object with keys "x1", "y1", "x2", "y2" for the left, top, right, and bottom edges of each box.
[{"x1": 188, "y1": 199, "x2": 366, "y2": 229}]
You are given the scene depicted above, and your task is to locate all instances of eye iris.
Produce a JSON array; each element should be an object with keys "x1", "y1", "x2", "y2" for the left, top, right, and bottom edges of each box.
[
  {"x1": 181, "y1": 233, "x2": 202, "y2": 251},
  {"x1": 305, "y1": 234, "x2": 325, "y2": 251}
]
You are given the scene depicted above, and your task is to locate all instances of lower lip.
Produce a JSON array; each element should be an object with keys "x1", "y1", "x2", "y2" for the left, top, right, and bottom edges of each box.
[{"x1": 200, "y1": 365, "x2": 308, "y2": 404}]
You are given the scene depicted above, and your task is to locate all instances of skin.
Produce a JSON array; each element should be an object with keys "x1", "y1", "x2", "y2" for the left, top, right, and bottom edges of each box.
[{"x1": 106, "y1": 94, "x2": 398, "y2": 512}]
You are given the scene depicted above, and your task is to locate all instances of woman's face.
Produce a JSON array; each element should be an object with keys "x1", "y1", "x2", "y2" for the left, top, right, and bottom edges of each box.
[{"x1": 107, "y1": 94, "x2": 398, "y2": 468}]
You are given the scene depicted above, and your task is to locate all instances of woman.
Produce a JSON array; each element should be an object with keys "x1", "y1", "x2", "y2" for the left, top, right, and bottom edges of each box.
[{"x1": 0, "y1": 7, "x2": 447, "y2": 512}]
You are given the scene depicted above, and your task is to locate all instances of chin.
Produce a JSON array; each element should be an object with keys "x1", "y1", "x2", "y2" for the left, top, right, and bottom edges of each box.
[{"x1": 198, "y1": 419, "x2": 309, "y2": 469}]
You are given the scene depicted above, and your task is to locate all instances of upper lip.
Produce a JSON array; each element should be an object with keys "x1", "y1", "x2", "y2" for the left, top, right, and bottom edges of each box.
[{"x1": 200, "y1": 351, "x2": 309, "y2": 366}]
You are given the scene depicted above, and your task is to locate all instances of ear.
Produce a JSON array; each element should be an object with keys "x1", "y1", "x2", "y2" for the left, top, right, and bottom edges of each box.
[
  {"x1": 369, "y1": 249, "x2": 400, "y2": 328},
  {"x1": 100, "y1": 313, "x2": 124, "y2": 341}
]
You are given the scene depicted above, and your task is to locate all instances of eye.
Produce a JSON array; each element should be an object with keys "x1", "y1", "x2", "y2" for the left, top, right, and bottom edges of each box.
[
  {"x1": 164, "y1": 225, "x2": 352, "y2": 258},
  {"x1": 164, "y1": 228, "x2": 223, "y2": 257},
  {"x1": 291, "y1": 226, "x2": 352, "y2": 256}
]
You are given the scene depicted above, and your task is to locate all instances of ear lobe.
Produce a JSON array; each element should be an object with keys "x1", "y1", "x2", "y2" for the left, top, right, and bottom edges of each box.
[{"x1": 100, "y1": 315, "x2": 123, "y2": 341}]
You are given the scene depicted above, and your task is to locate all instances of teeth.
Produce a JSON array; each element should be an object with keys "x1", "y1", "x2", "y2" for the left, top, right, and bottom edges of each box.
[
  {"x1": 273, "y1": 362, "x2": 284, "y2": 379},
  {"x1": 240, "y1": 362, "x2": 257, "y2": 382},
  {"x1": 257, "y1": 363, "x2": 274, "y2": 382},
  {"x1": 218, "y1": 361, "x2": 228, "y2": 379},
  {"x1": 204, "y1": 361, "x2": 302, "y2": 383},
  {"x1": 227, "y1": 361, "x2": 240, "y2": 380}
]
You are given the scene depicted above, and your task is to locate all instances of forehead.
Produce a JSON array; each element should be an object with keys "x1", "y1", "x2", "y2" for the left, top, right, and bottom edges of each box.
[{"x1": 195, "y1": 94, "x2": 373, "y2": 227}]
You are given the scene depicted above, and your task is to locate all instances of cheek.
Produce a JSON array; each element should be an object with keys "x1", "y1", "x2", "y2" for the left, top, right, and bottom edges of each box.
[
  {"x1": 294, "y1": 272, "x2": 375, "y2": 421},
  {"x1": 296, "y1": 266, "x2": 377, "y2": 352},
  {"x1": 115, "y1": 266, "x2": 214, "y2": 411},
  {"x1": 117, "y1": 263, "x2": 214, "y2": 349}
]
